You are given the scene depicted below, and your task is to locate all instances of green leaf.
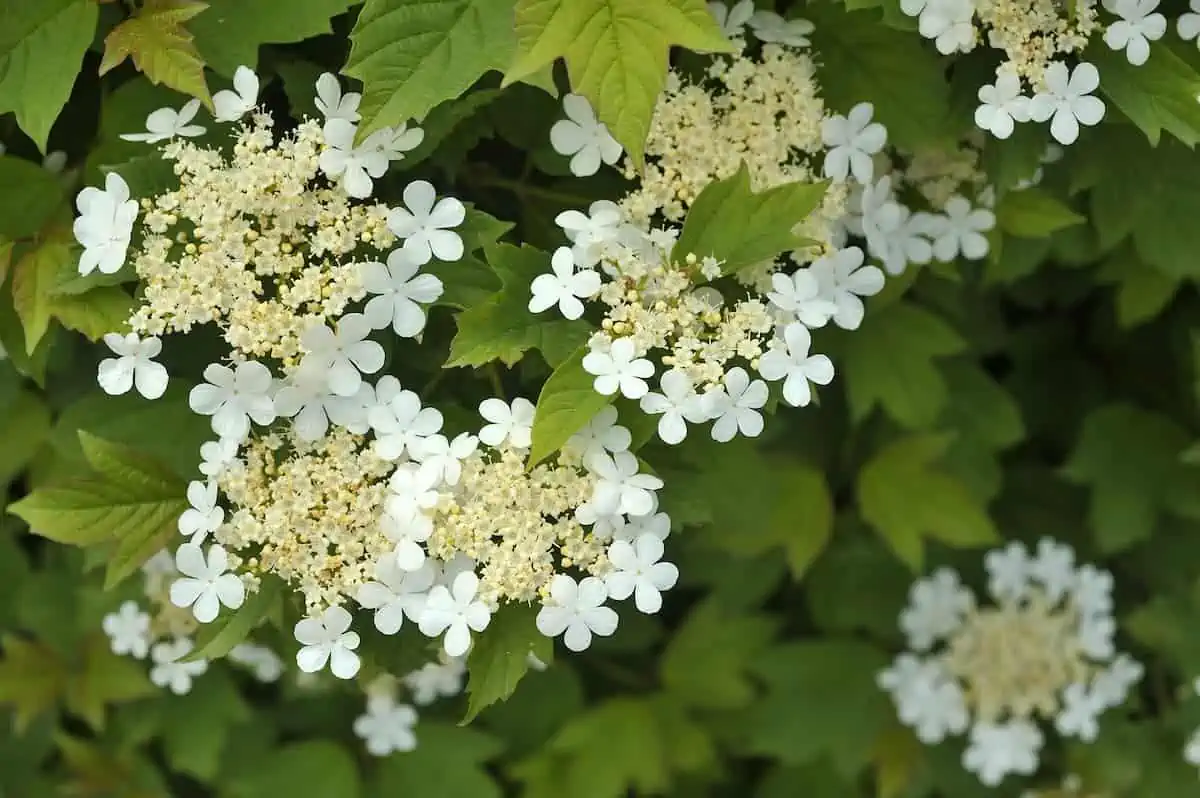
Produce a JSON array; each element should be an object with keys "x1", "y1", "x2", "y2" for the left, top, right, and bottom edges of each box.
[
  {"x1": 231, "y1": 741, "x2": 361, "y2": 798},
  {"x1": 372, "y1": 723, "x2": 503, "y2": 798},
  {"x1": 857, "y1": 433, "x2": 999, "y2": 569},
  {"x1": 63, "y1": 635, "x2": 154, "y2": 730},
  {"x1": 504, "y1": 0, "x2": 734, "y2": 164},
  {"x1": 190, "y1": 0, "x2": 354, "y2": 77},
  {"x1": 1097, "y1": 251, "x2": 1182, "y2": 328},
  {"x1": 159, "y1": 669, "x2": 249, "y2": 781},
  {"x1": 0, "y1": 157, "x2": 65, "y2": 239},
  {"x1": 672, "y1": 164, "x2": 827, "y2": 275},
  {"x1": 401, "y1": 89, "x2": 503, "y2": 168},
  {"x1": 183, "y1": 576, "x2": 283, "y2": 662},
  {"x1": 0, "y1": 635, "x2": 67, "y2": 732},
  {"x1": 839, "y1": 301, "x2": 966, "y2": 429},
  {"x1": 0, "y1": 389, "x2": 51, "y2": 487},
  {"x1": 939, "y1": 362, "x2": 1024, "y2": 451},
  {"x1": 995, "y1": 188, "x2": 1085, "y2": 238},
  {"x1": 10, "y1": 238, "x2": 71, "y2": 356},
  {"x1": 346, "y1": 0, "x2": 517, "y2": 138},
  {"x1": 660, "y1": 599, "x2": 777, "y2": 711},
  {"x1": 99, "y1": 0, "x2": 213, "y2": 107},
  {"x1": 49, "y1": 287, "x2": 134, "y2": 342},
  {"x1": 527, "y1": 345, "x2": 614, "y2": 466},
  {"x1": 1093, "y1": 42, "x2": 1200, "y2": 147},
  {"x1": 0, "y1": 0, "x2": 97, "y2": 152},
  {"x1": 463, "y1": 604, "x2": 553, "y2": 723}
]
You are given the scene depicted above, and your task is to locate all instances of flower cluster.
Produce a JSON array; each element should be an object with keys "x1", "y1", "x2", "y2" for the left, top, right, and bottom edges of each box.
[{"x1": 878, "y1": 539, "x2": 1142, "y2": 786}]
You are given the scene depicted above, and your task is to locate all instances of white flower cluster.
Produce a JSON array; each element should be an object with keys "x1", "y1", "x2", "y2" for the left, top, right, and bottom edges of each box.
[{"x1": 879, "y1": 539, "x2": 1142, "y2": 786}]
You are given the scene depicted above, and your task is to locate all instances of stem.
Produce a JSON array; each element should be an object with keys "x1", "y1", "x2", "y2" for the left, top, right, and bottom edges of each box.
[
  {"x1": 469, "y1": 171, "x2": 594, "y2": 208},
  {"x1": 486, "y1": 363, "x2": 506, "y2": 399}
]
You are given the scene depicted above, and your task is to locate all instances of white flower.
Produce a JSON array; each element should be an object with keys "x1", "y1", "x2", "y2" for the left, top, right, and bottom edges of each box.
[
  {"x1": 1187, "y1": 728, "x2": 1200, "y2": 767},
  {"x1": 878, "y1": 655, "x2": 969, "y2": 743},
  {"x1": 550, "y1": 94, "x2": 623, "y2": 177},
  {"x1": 1091, "y1": 653, "x2": 1142, "y2": 708},
  {"x1": 418, "y1": 571, "x2": 492, "y2": 657},
  {"x1": 354, "y1": 694, "x2": 418, "y2": 756},
  {"x1": 1072, "y1": 564, "x2": 1114, "y2": 617},
  {"x1": 766, "y1": 270, "x2": 838, "y2": 327},
  {"x1": 227, "y1": 643, "x2": 284, "y2": 682},
  {"x1": 371, "y1": 122, "x2": 425, "y2": 163},
  {"x1": 706, "y1": 367, "x2": 768, "y2": 442},
  {"x1": 319, "y1": 118, "x2": 389, "y2": 199},
  {"x1": 582, "y1": 338, "x2": 655, "y2": 399},
  {"x1": 529, "y1": 247, "x2": 601, "y2": 320},
  {"x1": 1179, "y1": 0, "x2": 1200, "y2": 44},
  {"x1": 412, "y1": 432, "x2": 478, "y2": 486},
  {"x1": 1104, "y1": 0, "x2": 1166, "y2": 65},
  {"x1": 315, "y1": 72, "x2": 361, "y2": 122},
  {"x1": 299, "y1": 313, "x2": 385, "y2": 397},
  {"x1": 605, "y1": 534, "x2": 679, "y2": 614},
  {"x1": 74, "y1": 172, "x2": 138, "y2": 276},
  {"x1": 362, "y1": 249, "x2": 444, "y2": 336},
  {"x1": 357, "y1": 558, "x2": 435, "y2": 634},
  {"x1": 555, "y1": 200, "x2": 623, "y2": 267},
  {"x1": 478, "y1": 397, "x2": 535, "y2": 449},
  {"x1": 213, "y1": 65, "x2": 259, "y2": 122},
  {"x1": 867, "y1": 204, "x2": 937, "y2": 277},
  {"x1": 294, "y1": 605, "x2": 361, "y2": 679},
  {"x1": 586, "y1": 450, "x2": 663, "y2": 517},
  {"x1": 381, "y1": 505, "x2": 434, "y2": 572},
  {"x1": 639, "y1": 369, "x2": 710, "y2": 445},
  {"x1": 120, "y1": 99, "x2": 205, "y2": 143},
  {"x1": 149, "y1": 638, "x2": 207, "y2": 695},
  {"x1": 709, "y1": 0, "x2": 755, "y2": 38},
  {"x1": 102, "y1": 601, "x2": 151, "y2": 659},
  {"x1": 386, "y1": 180, "x2": 466, "y2": 264},
  {"x1": 984, "y1": 541, "x2": 1032, "y2": 602},
  {"x1": 614, "y1": 511, "x2": 671, "y2": 543},
  {"x1": 97, "y1": 333, "x2": 168, "y2": 399},
  {"x1": 747, "y1": 10, "x2": 814, "y2": 47},
  {"x1": 403, "y1": 657, "x2": 465, "y2": 705},
  {"x1": 962, "y1": 720, "x2": 1043, "y2": 786},
  {"x1": 917, "y1": 0, "x2": 976, "y2": 54},
  {"x1": 1055, "y1": 682, "x2": 1104, "y2": 741},
  {"x1": 821, "y1": 103, "x2": 887, "y2": 184},
  {"x1": 900, "y1": 568, "x2": 974, "y2": 651},
  {"x1": 536, "y1": 575, "x2": 619, "y2": 652},
  {"x1": 386, "y1": 463, "x2": 442, "y2": 519},
  {"x1": 273, "y1": 364, "x2": 349, "y2": 441},
  {"x1": 975, "y1": 69, "x2": 1031, "y2": 139},
  {"x1": 369, "y1": 389, "x2": 444, "y2": 460},
  {"x1": 198, "y1": 437, "x2": 239, "y2": 478},
  {"x1": 169, "y1": 543, "x2": 246, "y2": 624},
  {"x1": 565, "y1": 405, "x2": 633, "y2": 461},
  {"x1": 178, "y1": 480, "x2": 223, "y2": 544},
  {"x1": 1028, "y1": 62, "x2": 1106, "y2": 146},
  {"x1": 188, "y1": 360, "x2": 276, "y2": 440},
  {"x1": 807, "y1": 246, "x2": 884, "y2": 331},
  {"x1": 1030, "y1": 537, "x2": 1076, "y2": 603},
  {"x1": 756, "y1": 323, "x2": 834, "y2": 408},
  {"x1": 930, "y1": 195, "x2": 995, "y2": 262}
]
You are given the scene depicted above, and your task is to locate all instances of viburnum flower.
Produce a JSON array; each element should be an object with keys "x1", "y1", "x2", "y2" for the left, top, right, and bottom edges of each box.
[
  {"x1": 867, "y1": 203, "x2": 938, "y2": 276},
  {"x1": 587, "y1": 451, "x2": 663, "y2": 517},
  {"x1": 582, "y1": 338, "x2": 655, "y2": 399},
  {"x1": 975, "y1": 69, "x2": 1031, "y2": 139},
  {"x1": 565, "y1": 405, "x2": 633, "y2": 461},
  {"x1": 418, "y1": 571, "x2": 492, "y2": 657},
  {"x1": 299, "y1": 313, "x2": 385, "y2": 397},
  {"x1": 381, "y1": 504, "x2": 434, "y2": 572},
  {"x1": 120, "y1": 99, "x2": 205, "y2": 143},
  {"x1": 102, "y1": 601, "x2": 151, "y2": 659},
  {"x1": 616, "y1": 511, "x2": 671, "y2": 544},
  {"x1": 315, "y1": 72, "x2": 361, "y2": 122},
  {"x1": 178, "y1": 480, "x2": 223, "y2": 544},
  {"x1": 706, "y1": 367, "x2": 768, "y2": 442},
  {"x1": 915, "y1": 0, "x2": 975, "y2": 53},
  {"x1": 198, "y1": 438, "x2": 239, "y2": 478},
  {"x1": 757, "y1": 323, "x2": 834, "y2": 407},
  {"x1": 361, "y1": 249, "x2": 444, "y2": 336},
  {"x1": 369, "y1": 389, "x2": 444, "y2": 460},
  {"x1": 213, "y1": 65, "x2": 259, "y2": 122},
  {"x1": 386, "y1": 180, "x2": 466, "y2": 264},
  {"x1": 412, "y1": 432, "x2": 478, "y2": 486},
  {"x1": 766, "y1": 270, "x2": 837, "y2": 328},
  {"x1": 354, "y1": 694, "x2": 418, "y2": 756},
  {"x1": 555, "y1": 201, "x2": 623, "y2": 267},
  {"x1": 878, "y1": 654, "x2": 969, "y2": 744},
  {"x1": 149, "y1": 638, "x2": 207, "y2": 695},
  {"x1": 478, "y1": 397, "x2": 536, "y2": 449},
  {"x1": 227, "y1": 643, "x2": 284, "y2": 682},
  {"x1": 319, "y1": 118, "x2": 391, "y2": 199},
  {"x1": 1179, "y1": 0, "x2": 1200, "y2": 44},
  {"x1": 747, "y1": 9, "x2": 814, "y2": 46},
  {"x1": 273, "y1": 364, "x2": 348, "y2": 441},
  {"x1": 930, "y1": 195, "x2": 995, "y2": 261},
  {"x1": 74, "y1": 172, "x2": 138, "y2": 276},
  {"x1": 536, "y1": 575, "x2": 619, "y2": 652},
  {"x1": 169, "y1": 543, "x2": 246, "y2": 623},
  {"x1": 295, "y1": 605, "x2": 361, "y2": 679},
  {"x1": 357, "y1": 558, "x2": 435, "y2": 634},
  {"x1": 821, "y1": 102, "x2": 887, "y2": 184},
  {"x1": 529, "y1": 247, "x2": 601, "y2": 320},
  {"x1": 1028, "y1": 62, "x2": 1105, "y2": 146},
  {"x1": 963, "y1": 721, "x2": 1043, "y2": 785},
  {"x1": 708, "y1": 0, "x2": 755, "y2": 38},
  {"x1": 97, "y1": 333, "x2": 168, "y2": 399},
  {"x1": 638, "y1": 369, "x2": 710, "y2": 445},
  {"x1": 188, "y1": 361, "x2": 276, "y2": 440},
  {"x1": 403, "y1": 656, "x2": 465, "y2": 706},
  {"x1": 1103, "y1": 0, "x2": 1166, "y2": 65},
  {"x1": 386, "y1": 463, "x2": 442, "y2": 520},
  {"x1": 806, "y1": 246, "x2": 885, "y2": 330},
  {"x1": 550, "y1": 93, "x2": 623, "y2": 177},
  {"x1": 605, "y1": 533, "x2": 679, "y2": 614}
]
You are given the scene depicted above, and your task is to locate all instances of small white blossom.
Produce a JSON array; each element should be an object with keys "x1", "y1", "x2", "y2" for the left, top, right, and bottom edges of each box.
[
  {"x1": 198, "y1": 437, "x2": 240, "y2": 478},
  {"x1": 747, "y1": 9, "x2": 814, "y2": 47},
  {"x1": 120, "y1": 99, "x2": 205, "y2": 143},
  {"x1": 550, "y1": 94, "x2": 623, "y2": 177},
  {"x1": 929, "y1": 195, "x2": 995, "y2": 262},
  {"x1": 74, "y1": 172, "x2": 138, "y2": 276},
  {"x1": 478, "y1": 397, "x2": 535, "y2": 449},
  {"x1": 369, "y1": 389, "x2": 444, "y2": 460},
  {"x1": 403, "y1": 657, "x2": 465, "y2": 705},
  {"x1": 916, "y1": 0, "x2": 976, "y2": 54},
  {"x1": 565, "y1": 405, "x2": 632, "y2": 461},
  {"x1": 170, "y1": 543, "x2": 246, "y2": 623},
  {"x1": 605, "y1": 534, "x2": 679, "y2": 614},
  {"x1": 821, "y1": 102, "x2": 887, "y2": 184},
  {"x1": 299, "y1": 313, "x2": 385, "y2": 397},
  {"x1": 582, "y1": 338, "x2": 655, "y2": 399},
  {"x1": 387, "y1": 180, "x2": 466, "y2": 264},
  {"x1": 639, "y1": 368, "x2": 710, "y2": 445},
  {"x1": 273, "y1": 364, "x2": 351, "y2": 441},
  {"x1": 962, "y1": 720, "x2": 1043, "y2": 786},
  {"x1": 706, "y1": 367, "x2": 768, "y2": 442},
  {"x1": 878, "y1": 655, "x2": 969, "y2": 743},
  {"x1": 984, "y1": 541, "x2": 1032, "y2": 602},
  {"x1": 756, "y1": 323, "x2": 834, "y2": 407},
  {"x1": 418, "y1": 571, "x2": 492, "y2": 657},
  {"x1": 319, "y1": 118, "x2": 389, "y2": 199},
  {"x1": 529, "y1": 247, "x2": 601, "y2": 320},
  {"x1": 587, "y1": 450, "x2": 663, "y2": 517},
  {"x1": 709, "y1": 0, "x2": 755, "y2": 39},
  {"x1": 357, "y1": 558, "x2": 435, "y2": 634},
  {"x1": 807, "y1": 246, "x2": 884, "y2": 331},
  {"x1": 381, "y1": 503, "x2": 434, "y2": 572},
  {"x1": 1056, "y1": 682, "x2": 1104, "y2": 741},
  {"x1": 295, "y1": 605, "x2": 361, "y2": 679},
  {"x1": 188, "y1": 360, "x2": 276, "y2": 440},
  {"x1": 536, "y1": 575, "x2": 619, "y2": 652},
  {"x1": 1030, "y1": 537, "x2": 1076, "y2": 603},
  {"x1": 412, "y1": 432, "x2": 478, "y2": 486},
  {"x1": 1028, "y1": 62, "x2": 1106, "y2": 146},
  {"x1": 975, "y1": 69, "x2": 1031, "y2": 139},
  {"x1": 178, "y1": 480, "x2": 223, "y2": 544},
  {"x1": 375, "y1": 122, "x2": 425, "y2": 162},
  {"x1": 866, "y1": 203, "x2": 938, "y2": 277},
  {"x1": 1104, "y1": 0, "x2": 1166, "y2": 64},
  {"x1": 1179, "y1": 0, "x2": 1200, "y2": 44},
  {"x1": 315, "y1": 72, "x2": 361, "y2": 122},
  {"x1": 150, "y1": 638, "x2": 207, "y2": 695},
  {"x1": 900, "y1": 568, "x2": 974, "y2": 651},
  {"x1": 555, "y1": 201, "x2": 623, "y2": 267},
  {"x1": 766, "y1": 270, "x2": 837, "y2": 328},
  {"x1": 362, "y1": 249, "x2": 444, "y2": 336},
  {"x1": 227, "y1": 643, "x2": 284, "y2": 682},
  {"x1": 614, "y1": 511, "x2": 671, "y2": 543},
  {"x1": 213, "y1": 66, "x2": 259, "y2": 122},
  {"x1": 354, "y1": 694, "x2": 418, "y2": 756},
  {"x1": 102, "y1": 601, "x2": 151, "y2": 659},
  {"x1": 97, "y1": 333, "x2": 168, "y2": 399}
]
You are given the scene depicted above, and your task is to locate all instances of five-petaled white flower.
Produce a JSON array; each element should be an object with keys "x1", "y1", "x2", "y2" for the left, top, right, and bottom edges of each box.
[
  {"x1": 362, "y1": 248, "x2": 443, "y2": 336},
  {"x1": 707, "y1": 367, "x2": 768, "y2": 442},
  {"x1": 74, "y1": 172, "x2": 138, "y2": 276},
  {"x1": 299, "y1": 313, "x2": 385, "y2": 397},
  {"x1": 198, "y1": 437, "x2": 240, "y2": 479},
  {"x1": 403, "y1": 657, "x2": 465, "y2": 705},
  {"x1": 748, "y1": 9, "x2": 814, "y2": 47},
  {"x1": 295, "y1": 605, "x2": 361, "y2": 679},
  {"x1": 638, "y1": 369, "x2": 710, "y2": 445},
  {"x1": 916, "y1": 0, "x2": 976, "y2": 54},
  {"x1": 1104, "y1": 0, "x2": 1166, "y2": 65},
  {"x1": 354, "y1": 694, "x2": 418, "y2": 756},
  {"x1": 188, "y1": 360, "x2": 276, "y2": 440},
  {"x1": 178, "y1": 480, "x2": 224, "y2": 544},
  {"x1": 228, "y1": 643, "x2": 284, "y2": 682},
  {"x1": 120, "y1": 99, "x2": 205, "y2": 143},
  {"x1": 170, "y1": 543, "x2": 246, "y2": 624},
  {"x1": 273, "y1": 363, "x2": 352, "y2": 441},
  {"x1": 822, "y1": 102, "x2": 887, "y2": 184},
  {"x1": 529, "y1": 247, "x2": 601, "y2": 320},
  {"x1": 213, "y1": 65, "x2": 259, "y2": 122},
  {"x1": 387, "y1": 180, "x2": 466, "y2": 264},
  {"x1": 315, "y1": 72, "x2": 361, "y2": 122},
  {"x1": 767, "y1": 269, "x2": 838, "y2": 328},
  {"x1": 412, "y1": 432, "x2": 478, "y2": 486},
  {"x1": 975, "y1": 69, "x2": 1031, "y2": 139},
  {"x1": 555, "y1": 200, "x2": 624, "y2": 267},
  {"x1": 102, "y1": 600, "x2": 151, "y2": 659},
  {"x1": 381, "y1": 503, "x2": 434, "y2": 572},
  {"x1": 587, "y1": 450, "x2": 663, "y2": 517},
  {"x1": 357, "y1": 558, "x2": 435, "y2": 634},
  {"x1": 930, "y1": 195, "x2": 995, "y2": 261},
  {"x1": 565, "y1": 405, "x2": 632, "y2": 461},
  {"x1": 807, "y1": 246, "x2": 885, "y2": 330},
  {"x1": 605, "y1": 533, "x2": 679, "y2": 614},
  {"x1": 369, "y1": 389, "x2": 444, "y2": 461},
  {"x1": 149, "y1": 638, "x2": 207, "y2": 695},
  {"x1": 757, "y1": 323, "x2": 834, "y2": 407},
  {"x1": 582, "y1": 338, "x2": 655, "y2": 399},
  {"x1": 536, "y1": 575, "x2": 619, "y2": 652},
  {"x1": 550, "y1": 94, "x2": 623, "y2": 177},
  {"x1": 709, "y1": 0, "x2": 755, "y2": 38},
  {"x1": 478, "y1": 397, "x2": 536, "y2": 449},
  {"x1": 1028, "y1": 62, "x2": 1106, "y2": 145},
  {"x1": 418, "y1": 571, "x2": 492, "y2": 657},
  {"x1": 319, "y1": 118, "x2": 389, "y2": 199},
  {"x1": 98, "y1": 333, "x2": 169, "y2": 400}
]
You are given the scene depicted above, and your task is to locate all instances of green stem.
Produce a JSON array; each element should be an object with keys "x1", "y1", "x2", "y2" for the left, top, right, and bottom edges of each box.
[
  {"x1": 470, "y1": 172, "x2": 594, "y2": 208},
  {"x1": 486, "y1": 363, "x2": 506, "y2": 400}
]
